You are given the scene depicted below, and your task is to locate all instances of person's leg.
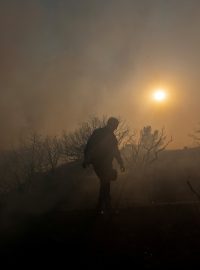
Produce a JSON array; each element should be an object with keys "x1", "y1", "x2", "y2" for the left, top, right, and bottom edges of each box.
[
  {"x1": 93, "y1": 163, "x2": 112, "y2": 214},
  {"x1": 104, "y1": 179, "x2": 111, "y2": 212},
  {"x1": 93, "y1": 165, "x2": 105, "y2": 212},
  {"x1": 97, "y1": 179, "x2": 105, "y2": 212},
  {"x1": 95, "y1": 178, "x2": 111, "y2": 215},
  {"x1": 99, "y1": 177, "x2": 111, "y2": 213}
]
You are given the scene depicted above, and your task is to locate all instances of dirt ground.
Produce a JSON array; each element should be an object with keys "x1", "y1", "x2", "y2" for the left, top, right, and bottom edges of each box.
[{"x1": 1, "y1": 203, "x2": 200, "y2": 268}]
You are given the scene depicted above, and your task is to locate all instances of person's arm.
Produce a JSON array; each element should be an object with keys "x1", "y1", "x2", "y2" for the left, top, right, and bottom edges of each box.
[{"x1": 113, "y1": 136, "x2": 125, "y2": 172}]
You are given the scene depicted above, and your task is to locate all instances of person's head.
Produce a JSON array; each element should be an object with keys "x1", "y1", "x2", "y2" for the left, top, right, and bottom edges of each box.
[{"x1": 106, "y1": 117, "x2": 119, "y2": 131}]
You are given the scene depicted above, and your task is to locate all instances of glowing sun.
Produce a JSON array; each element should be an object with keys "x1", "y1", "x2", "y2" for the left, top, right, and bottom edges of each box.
[{"x1": 152, "y1": 89, "x2": 167, "y2": 102}]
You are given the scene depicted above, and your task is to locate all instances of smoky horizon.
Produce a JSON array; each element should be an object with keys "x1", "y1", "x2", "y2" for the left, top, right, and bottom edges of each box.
[{"x1": 1, "y1": 0, "x2": 200, "y2": 149}]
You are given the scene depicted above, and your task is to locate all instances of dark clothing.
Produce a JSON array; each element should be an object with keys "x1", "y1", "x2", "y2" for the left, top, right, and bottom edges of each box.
[
  {"x1": 84, "y1": 127, "x2": 123, "y2": 213},
  {"x1": 93, "y1": 163, "x2": 117, "y2": 212},
  {"x1": 84, "y1": 127, "x2": 123, "y2": 167}
]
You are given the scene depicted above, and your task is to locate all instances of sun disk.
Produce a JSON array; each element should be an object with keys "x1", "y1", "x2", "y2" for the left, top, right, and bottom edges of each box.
[{"x1": 153, "y1": 89, "x2": 167, "y2": 102}]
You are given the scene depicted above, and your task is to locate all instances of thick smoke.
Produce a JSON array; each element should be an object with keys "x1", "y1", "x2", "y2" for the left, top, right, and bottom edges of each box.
[{"x1": 1, "y1": 0, "x2": 200, "y2": 149}]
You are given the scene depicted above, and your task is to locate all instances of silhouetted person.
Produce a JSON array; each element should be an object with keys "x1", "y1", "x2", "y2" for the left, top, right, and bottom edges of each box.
[{"x1": 82, "y1": 117, "x2": 125, "y2": 215}]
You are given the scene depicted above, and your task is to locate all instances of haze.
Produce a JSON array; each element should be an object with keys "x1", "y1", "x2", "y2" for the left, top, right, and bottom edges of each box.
[{"x1": 1, "y1": 0, "x2": 200, "y2": 149}]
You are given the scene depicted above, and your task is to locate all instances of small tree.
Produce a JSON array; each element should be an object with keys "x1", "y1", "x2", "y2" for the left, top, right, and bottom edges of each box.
[
  {"x1": 122, "y1": 126, "x2": 172, "y2": 169},
  {"x1": 8, "y1": 132, "x2": 46, "y2": 192},
  {"x1": 61, "y1": 116, "x2": 107, "y2": 161},
  {"x1": 0, "y1": 132, "x2": 64, "y2": 193},
  {"x1": 189, "y1": 125, "x2": 200, "y2": 146},
  {"x1": 115, "y1": 119, "x2": 135, "y2": 148},
  {"x1": 43, "y1": 136, "x2": 63, "y2": 173},
  {"x1": 0, "y1": 151, "x2": 17, "y2": 194}
]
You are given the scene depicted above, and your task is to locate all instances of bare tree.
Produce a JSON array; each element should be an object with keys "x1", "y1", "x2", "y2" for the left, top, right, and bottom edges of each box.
[
  {"x1": 0, "y1": 132, "x2": 65, "y2": 193},
  {"x1": 61, "y1": 116, "x2": 106, "y2": 161},
  {"x1": 189, "y1": 124, "x2": 200, "y2": 146},
  {"x1": 115, "y1": 119, "x2": 135, "y2": 148},
  {"x1": 122, "y1": 126, "x2": 172, "y2": 169},
  {"x1": 0, "y1": 150, "x2": 17, "y2": 194},
  {"x1": 8, "y1": 132, "x2": 46, "y2": 192},
  {"x1": 43, "y1": 136, "x2": 63, "y2": 173}
]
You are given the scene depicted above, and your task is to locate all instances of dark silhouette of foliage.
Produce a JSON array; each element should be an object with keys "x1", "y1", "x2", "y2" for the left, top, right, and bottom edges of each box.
[
  {"x1": 61, "y1": 115, "x2": 131, "y2": 161},
  {"x1": 122, "y1": 126, "x2": 172, "y2": 169}
]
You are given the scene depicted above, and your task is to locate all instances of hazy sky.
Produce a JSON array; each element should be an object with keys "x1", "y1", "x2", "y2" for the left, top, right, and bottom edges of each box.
[{"x1": 1, "y1": 0, "x2": 200, "y2": 149}]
